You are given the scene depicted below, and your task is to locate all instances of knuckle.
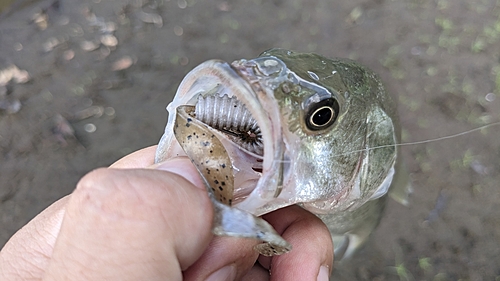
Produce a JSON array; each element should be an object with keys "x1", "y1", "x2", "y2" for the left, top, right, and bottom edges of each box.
[
  {"x1": 72, "y1": 168, "x2": 125, "y2": 213},
  {"x1": 76, "y1": 168, "x2": 116, "y2": 192}
]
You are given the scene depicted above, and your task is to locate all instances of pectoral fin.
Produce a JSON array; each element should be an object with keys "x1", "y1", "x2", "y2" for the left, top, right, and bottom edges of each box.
[{"x1": 388, "y1": 153, "x2": 412, "y2": 206}]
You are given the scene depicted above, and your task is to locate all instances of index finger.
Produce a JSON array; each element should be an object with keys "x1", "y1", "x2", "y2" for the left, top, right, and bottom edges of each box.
[{"x1": 259, "y1": 205, "x2": 333, "y2": 281}]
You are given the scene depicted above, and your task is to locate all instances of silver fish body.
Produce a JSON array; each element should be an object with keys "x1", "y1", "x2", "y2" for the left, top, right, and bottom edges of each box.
[{"x1": 156, "y1": 49, "x2": 409, "y2": 260}]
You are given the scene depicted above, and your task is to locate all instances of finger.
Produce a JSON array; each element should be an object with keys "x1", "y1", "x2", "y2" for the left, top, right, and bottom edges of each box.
[
  {"x1": 259, "y1": 205, "x2": 333, "y2": 281},
  {"x1": 241, "y1": 263, "x2": 270, "y2": 281},
  {"x1": 110, "y1": 145, "x2": 157, "y2": 168},
  {"x1": 110, "y1": 146, "x2": 204, "y2": 188},
  {"x1": 150, "y1": 157, "x2": 205, "y2": 189},
  {"x1": 0, "y1": 196, "x2": 69, "y2": 280},
  {"x1": 183, "y1": 236, "x2": 259, "y2": 281},
  {"x1": 43, "y1": 167, "x2": 213, "y2": 280}
]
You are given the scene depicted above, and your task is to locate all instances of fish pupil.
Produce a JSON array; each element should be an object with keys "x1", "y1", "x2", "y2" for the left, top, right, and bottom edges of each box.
[{"x1": 312, "y1": 106, "x2": 333, "y2": 126}]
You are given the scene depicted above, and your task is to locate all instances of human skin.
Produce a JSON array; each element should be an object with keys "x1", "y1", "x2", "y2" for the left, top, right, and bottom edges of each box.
[{"x1": 0, "y1": 146, "x2": 333, "y2": 280}]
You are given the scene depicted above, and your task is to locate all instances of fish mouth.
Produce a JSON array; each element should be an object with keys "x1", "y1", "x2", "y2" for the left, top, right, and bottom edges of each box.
[{"x1": 158, "y1": 58, "x2": 289, "y2": 214}]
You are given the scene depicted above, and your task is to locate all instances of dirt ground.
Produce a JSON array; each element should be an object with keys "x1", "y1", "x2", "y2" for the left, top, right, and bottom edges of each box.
[{"x1": 1, "y1": 0, "x2": 499, "y2": 280}]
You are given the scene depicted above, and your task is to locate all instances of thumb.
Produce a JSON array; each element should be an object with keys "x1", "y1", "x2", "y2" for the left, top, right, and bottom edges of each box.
[{"x1": 43, "y1": 161, "x2": 213, "y2": 280}]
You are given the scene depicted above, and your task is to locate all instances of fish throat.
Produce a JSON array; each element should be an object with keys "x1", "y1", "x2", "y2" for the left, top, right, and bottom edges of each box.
[{"x1": 193, "y1": 94, "x2": 264, "y2": 156}]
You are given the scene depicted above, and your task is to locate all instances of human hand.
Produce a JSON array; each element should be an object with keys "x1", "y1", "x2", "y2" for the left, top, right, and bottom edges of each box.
[{"x1": 0, "y1": 146, "x2": 333, "y2": 280}]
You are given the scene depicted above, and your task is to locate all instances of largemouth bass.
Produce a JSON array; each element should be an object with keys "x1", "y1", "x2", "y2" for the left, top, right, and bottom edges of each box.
[{"x1": 155, "y1": 49, "x2": 410, "y2": 260}]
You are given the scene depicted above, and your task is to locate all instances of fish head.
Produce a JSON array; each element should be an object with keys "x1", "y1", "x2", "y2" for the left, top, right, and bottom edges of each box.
[{"x1": 156, "y1": 48, "x2": 399, "y2": 218}]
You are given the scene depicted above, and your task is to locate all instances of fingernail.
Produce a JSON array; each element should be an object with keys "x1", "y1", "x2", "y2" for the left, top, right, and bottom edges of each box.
[
  {"x1": 205, "y1": 265, "x2": 237, "y2": 281},
  {"x1": 152, "y1": 158, "x2": 203, "y2": 189},
  {"x1": 317, "y1": 265, "x2": 330, "y2": 281}
]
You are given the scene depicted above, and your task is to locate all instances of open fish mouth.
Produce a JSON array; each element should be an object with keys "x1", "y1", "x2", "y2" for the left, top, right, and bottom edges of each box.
[{"x1": 157, "y1": 58, "x2": 290, "y2": 212}]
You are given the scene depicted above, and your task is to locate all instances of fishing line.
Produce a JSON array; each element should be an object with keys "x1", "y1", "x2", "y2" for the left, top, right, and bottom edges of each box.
[
  {"x1": 263, "y1": 122, "x2": 500, "y2": 165},
  {"x1": 328, "y1": 121, "x2": 500, "y2": 158}
]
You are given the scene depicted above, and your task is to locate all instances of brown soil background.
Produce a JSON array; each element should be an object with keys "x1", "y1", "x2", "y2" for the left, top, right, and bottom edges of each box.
[{"x1": 1, "y1": 0, "x2": 499, "y2": 279}]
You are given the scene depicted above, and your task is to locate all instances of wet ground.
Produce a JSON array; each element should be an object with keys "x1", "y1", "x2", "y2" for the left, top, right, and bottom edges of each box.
[{"x1": 1, "y1": 0, "x2": 499, "y2": 279}]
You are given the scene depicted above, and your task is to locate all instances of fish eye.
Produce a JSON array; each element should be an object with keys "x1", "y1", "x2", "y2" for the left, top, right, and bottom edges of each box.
[{"x1": 305, "y1": 98, "x2": 339, "y2": 131}]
